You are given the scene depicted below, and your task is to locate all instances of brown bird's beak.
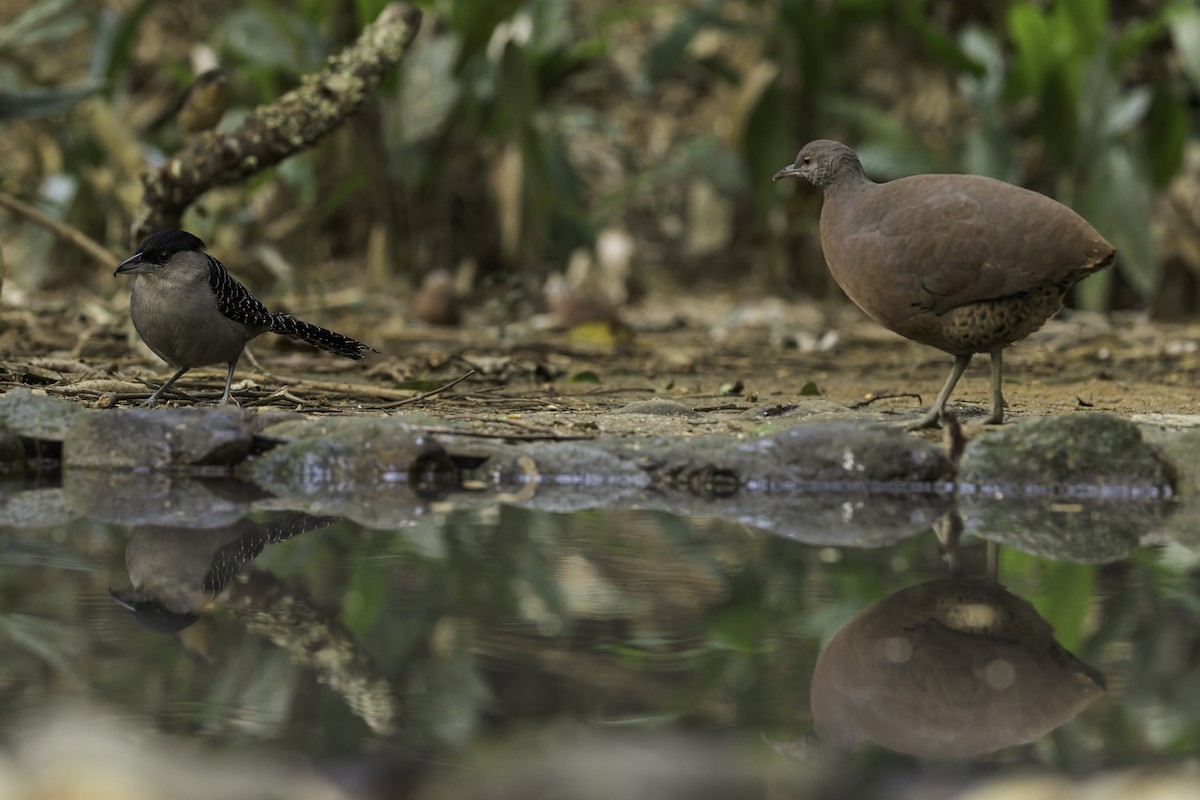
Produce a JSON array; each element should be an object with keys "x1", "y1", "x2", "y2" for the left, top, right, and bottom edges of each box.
[
  {"x1": 773, "y1": 164, "x2": 801, "y2": 182},
  {"x1": 114, "y1": 251, "x2": 145, "y2": 275}
]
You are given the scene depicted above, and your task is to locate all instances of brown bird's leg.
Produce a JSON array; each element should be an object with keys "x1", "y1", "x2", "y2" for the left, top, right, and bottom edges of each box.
[
  {"x1": 144, "y1": 366, "x2": 191, "y2": 407},
  {"x1": 907, "y1": 353, "x2": 972, "y2": 430},
  {"x1": 986, "y1": 343, "x2": 1005, "y2": 424}
]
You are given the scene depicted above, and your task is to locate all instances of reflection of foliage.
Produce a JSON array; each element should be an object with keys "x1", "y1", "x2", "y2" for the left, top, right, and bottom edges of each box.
[
  {"x1": 3, "y1": 506, "x2": 1199, "y2": 762},
  {"x1": 1093, "y1": 551, "x2": 1200, "y2": 755}
]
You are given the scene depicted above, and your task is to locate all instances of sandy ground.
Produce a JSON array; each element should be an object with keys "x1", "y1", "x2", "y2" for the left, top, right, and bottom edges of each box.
[{"x1": 3, "y1": 291, "x2": 1199, "y2": 429}]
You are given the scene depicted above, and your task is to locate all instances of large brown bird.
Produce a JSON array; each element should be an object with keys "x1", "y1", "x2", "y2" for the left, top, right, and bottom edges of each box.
[{"x1": 775, "y1": 140, "x2": 1114, "y2": 429}]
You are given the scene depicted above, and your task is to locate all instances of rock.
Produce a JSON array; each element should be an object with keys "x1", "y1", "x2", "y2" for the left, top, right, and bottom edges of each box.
[
  {"x1": 63, "y1": 471, "x2": 260, "y2": 527},
  {"x1": 638, "y1": 423, "x2": 955, "y2": 489},
  {"x1": 0, "y1": 389, "x2": 90, "y2": 441},
  {"x1": 64, "y1": 408, "x2": 254, "y2": 469},
  {"x1": 239, "y1": 419, "x2": 454, "y2": 527},
  {"x1": 610, "y1": 399, "x2": 701, "y2": 417},
  {"x1": 958, "y1": 414, "x2": 1172, "y2": 561},
  {"x1": 0, "y1": 487, "x2": 77, "y2": 528}
]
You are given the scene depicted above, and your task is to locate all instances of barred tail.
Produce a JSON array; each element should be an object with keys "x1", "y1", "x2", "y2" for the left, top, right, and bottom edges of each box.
[{"x1": 269, "y1": 313, "x2": 374, "y2": 360}]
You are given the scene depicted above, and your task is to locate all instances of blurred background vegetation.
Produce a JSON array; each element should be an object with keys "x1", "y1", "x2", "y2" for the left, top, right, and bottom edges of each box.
[{"x1": 3, "y1": 0, "x2": 1200, "y2": 317}]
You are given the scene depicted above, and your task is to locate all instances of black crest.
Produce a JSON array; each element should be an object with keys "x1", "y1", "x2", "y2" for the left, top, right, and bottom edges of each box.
[{"x1": 135, "y1": 229, "x2": 206, "y2": 264}]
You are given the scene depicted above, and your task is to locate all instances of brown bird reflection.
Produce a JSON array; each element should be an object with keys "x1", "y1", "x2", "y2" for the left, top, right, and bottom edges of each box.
[{"x1": 809, "y1": 577, "x2": 1105, "y2": 758}]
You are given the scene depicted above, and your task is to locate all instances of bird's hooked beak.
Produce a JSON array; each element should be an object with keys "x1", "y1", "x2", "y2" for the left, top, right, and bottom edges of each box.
[
  {"x1": 773, "y1": 163, "x2": 802, "y2": 182},
  {"x1": 108, "y1": 586, "x2": 139, "y2": 611},
  {"x1": 114, "y1": 251, "x2": 146, "y2": 276}
]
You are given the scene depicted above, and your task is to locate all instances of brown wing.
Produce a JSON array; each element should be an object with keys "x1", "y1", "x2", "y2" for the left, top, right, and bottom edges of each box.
[{"x1": 820, "y1": 174, "x2": 1114, "y2": 335}]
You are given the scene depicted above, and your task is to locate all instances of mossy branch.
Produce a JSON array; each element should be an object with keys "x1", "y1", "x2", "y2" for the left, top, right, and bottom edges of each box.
[{"x1": 132, "y1": 2, "x2": 422, "y2": 242}]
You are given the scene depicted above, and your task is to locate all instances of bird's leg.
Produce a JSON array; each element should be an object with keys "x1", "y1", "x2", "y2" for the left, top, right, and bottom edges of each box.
[
  {"x1": 986, "y1": 344, "x2": 1005, "y2": 425},
  {"x1": 218, "y1": 357, "x2": 241, "y2": 406},
  {"x1": 906, "y1": 353, "x2": 972, "y2": 430},
  {"x1": 144, "y1": 366, "x2": 191, "y2": 407}
]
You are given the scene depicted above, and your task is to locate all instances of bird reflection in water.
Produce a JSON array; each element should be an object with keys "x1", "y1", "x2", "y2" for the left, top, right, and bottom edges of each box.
[
  {"x1": 807, "y1": 568, "x2": 1105, "y2": 758},
  {"x1": 109, "y1": 512, "x2": 335, "y2": 634}
]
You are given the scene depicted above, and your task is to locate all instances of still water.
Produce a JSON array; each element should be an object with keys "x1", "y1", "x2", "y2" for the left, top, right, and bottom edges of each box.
[{"x1": 0, "y1": 474, "x2": 1196, "y2": 798}]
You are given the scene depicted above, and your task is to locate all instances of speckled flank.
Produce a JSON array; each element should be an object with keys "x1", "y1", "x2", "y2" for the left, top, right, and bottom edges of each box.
[{"x1": 940, "y1": 284, "x2": 1066, "y2": 354}]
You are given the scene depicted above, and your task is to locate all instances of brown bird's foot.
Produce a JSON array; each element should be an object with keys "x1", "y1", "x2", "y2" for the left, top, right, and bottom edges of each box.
[
  {"x1": 903, "y1": 406, "x2": 945, "y2": 431},
  {"x1": 899, "y1": 353, "x2": 972, "y2": 431}
]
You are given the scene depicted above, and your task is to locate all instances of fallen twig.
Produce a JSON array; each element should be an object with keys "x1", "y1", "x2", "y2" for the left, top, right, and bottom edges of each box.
[
  {"x1": 0, "y1": 190, "x2": 119, "y2": 267},
  {"x1": 374, "y1": 370, "x2": 476, "y2": 409},
  {"x1": 849, "y1": 390, "x2": 923, "y2": 409}
]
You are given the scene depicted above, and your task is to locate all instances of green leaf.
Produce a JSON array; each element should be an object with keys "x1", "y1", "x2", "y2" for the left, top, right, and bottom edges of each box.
[
  {"x1": 1169, "y1": 5, "x2": 1200, "y2": 92},
  {"x1": 393, "y1": 34, "x2": 462, "y2": 146},
  {"x1": 1007, "y1": 3, "x2": 1055, "y2": 96},
  {"x1": 998, "y1": 551, "x2": 1095, "y2": 651},
  {"x1": 959, "y1": 26, "x2": 1006, "y2": 105},
  {"x1": 1114, "y1": 14, "x2": 1165, "y2": 65},
  {"x1": 1102, "y1": 85, "x2": 1151, "y2": 138},
  {"x1": 1037, "y1": 69, "x2": 1081, "y2": 165},
  {"x1": 1055, "y1": 0, "x2": 1108, "y2": 56},
  {"x1": 746, "y1": 80, "x2": 802, "y2": 214},
  {"x1": 899, "y1": 0, "x2": 983, "y2": 76},
  {"x1": 643, "y1": 0, "x2": 722, "y2": 85},
  {"x1": 1075, "y1": 144, "x2": 1158, "y2": 301},
  {"x1": 569, "y1": 370, "x2": 601, "y2": 384},
  {"x1": 343, "y1": 561, "x2": 388, "y2": 638},
  {"x1": 0, "y1": 613, "x2": 80, "y2": 678},
  {"x1": 216, "y1": 6, "x2": 312, "y2": 73},
  {"x1": 447, "y1": 0, "x2": 524, "y2": 65},
  {"x1": 0, "y1": 84, "x2": 102, "y2": 119},
  {"x1": 0, "y1": 0, "x2": 81, "y2": 52},
  {"x1": 1144, "y1": 84, "x2": 1188, "y2": 186},
  {"x1": 101, "y1": 0, "x2": 159, "y2": 82},
  {"x1": 799, "y1": 381, "x2": 821, "y2": 396},
  {"x1": 493, "y1": 40, "x2": 538, "y2": 136}
]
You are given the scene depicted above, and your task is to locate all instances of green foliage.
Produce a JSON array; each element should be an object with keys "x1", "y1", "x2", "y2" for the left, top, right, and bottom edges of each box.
[
  {"x1": 6, "y1": 0, "x2": 1196, "y2": 307},
  {"x1": 0, "y1": 0, "x2": 103, "y2": 120},
  {"x1": 0, "y1": 0, "x2": 85, "y2": 52},
  {"x1": 999, "y1": 550, "x2": 1096, "y2": 651}
]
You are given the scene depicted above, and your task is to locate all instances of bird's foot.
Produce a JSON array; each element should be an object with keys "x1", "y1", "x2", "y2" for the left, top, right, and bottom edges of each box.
[{"x1": 902, "y1": 407, "x2": 944, "y2": 431}]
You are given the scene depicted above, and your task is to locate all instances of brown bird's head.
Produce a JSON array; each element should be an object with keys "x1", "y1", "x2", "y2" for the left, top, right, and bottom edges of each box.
[{"x1": 773, "y1": 139, "x2": 864, "y2": 189}]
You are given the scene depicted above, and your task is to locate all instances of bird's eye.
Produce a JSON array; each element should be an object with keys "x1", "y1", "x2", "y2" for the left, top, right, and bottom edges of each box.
[
  {"x1": 159, "y1": 250, "x2": 170, "y2": 261},
  {"x1": 802, "y1": 156, "x2": 812, "y2": 165}
]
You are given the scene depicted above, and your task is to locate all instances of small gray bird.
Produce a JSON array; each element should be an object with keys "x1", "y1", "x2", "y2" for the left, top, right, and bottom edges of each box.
[{"x1": 115, "y1": 229, "x2": 373, "y2": 406}]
